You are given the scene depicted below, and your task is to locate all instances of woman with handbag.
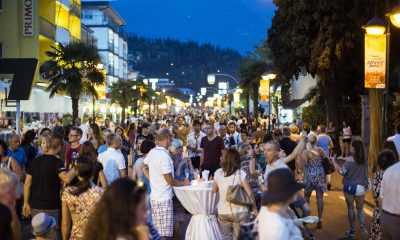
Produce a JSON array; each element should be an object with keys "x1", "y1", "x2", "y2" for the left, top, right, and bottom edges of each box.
[
  {"x1": 333, "y1": 139, "x2": 369, "y2": 240},
  {"x1": 212, "y1": 149, "x2": 256, "y2": 240}
]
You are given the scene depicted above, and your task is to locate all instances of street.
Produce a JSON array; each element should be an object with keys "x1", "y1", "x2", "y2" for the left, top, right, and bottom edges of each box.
[{"x1": 309, "y1": 191, "x2": 372, "y2": 240}]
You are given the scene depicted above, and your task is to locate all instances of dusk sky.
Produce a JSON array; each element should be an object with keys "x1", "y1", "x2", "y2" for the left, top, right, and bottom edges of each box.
[{"x1": 112, "y1": 0, "x2": 275, "y2": 55}]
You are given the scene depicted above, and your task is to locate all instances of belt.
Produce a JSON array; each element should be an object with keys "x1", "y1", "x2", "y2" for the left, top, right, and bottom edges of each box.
[{"x1": 383, "y1": 210, "x2": 400, "y2": 218}]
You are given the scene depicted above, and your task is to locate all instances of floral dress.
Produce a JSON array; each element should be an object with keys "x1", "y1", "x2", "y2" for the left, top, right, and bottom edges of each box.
[
  {"x1": 369, "y1": 170, "x2": 383, "y2": 240},
  {"x1": 62, "y1": 186, "x2": 103, "y2": 240},
  {"x1": 304, "y1": 155, "x2": 327, "y2": 193}
]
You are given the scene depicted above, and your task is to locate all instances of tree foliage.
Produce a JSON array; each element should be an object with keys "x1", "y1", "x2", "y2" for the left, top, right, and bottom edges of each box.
[
  {"x1": 109, "y1": 80, "x2": 140, "y2": 123},
  {"x1": 39, "y1": 42, "x2": 105, "y2": 123}
]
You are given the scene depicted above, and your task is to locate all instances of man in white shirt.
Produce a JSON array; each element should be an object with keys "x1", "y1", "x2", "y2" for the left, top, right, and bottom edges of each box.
[
  {"x1": 386, "y1": 125, "x2": 400, "y2": 156},
  {"x1": 98, "y1": 134, "x2": 126, "y2": 184},
  {"x1": 143, "y1": 128, "x2": 189, "y2": 239},
  {"x1": 380, "y1": 161, "x2": 400, "y2": 239},
  {"x1": 187, "y1": 120, "x2": 205, "y2": 169}
]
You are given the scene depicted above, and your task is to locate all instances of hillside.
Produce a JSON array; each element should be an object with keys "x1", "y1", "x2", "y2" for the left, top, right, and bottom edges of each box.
[{"x1": 127, "y1": 34, "x2": 243, "y2": 91}]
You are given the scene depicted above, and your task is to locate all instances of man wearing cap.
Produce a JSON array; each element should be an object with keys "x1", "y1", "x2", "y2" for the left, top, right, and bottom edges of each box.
[
  {"x1": 258, "y1": 168, "x2": 304, "y2": 240},
  {"x1": 31, "y1": 212, "x2": 56, "y2": 240}
]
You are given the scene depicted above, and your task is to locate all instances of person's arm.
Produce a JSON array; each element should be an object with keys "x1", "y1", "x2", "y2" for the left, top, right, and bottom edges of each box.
[
  {"x1": 10, "y1": 158, "x2": 22, "y2": 177},
  {"x1": 249, "y1": 156, "x2": 256, "y2": 176},
  {"x1": 163, "y1": 173, "x2": 189, "y2": 187},
  {"x1": 99, "y1": 170, "x2": 108, "y2": 188},
  {"x1": 118, "y1": 155, "x2": 127, "y2": 178},
  {"x1": 212, "y1": 181, "x2": 219, "y2": 193},
  {"x1": 59, "y1": 169, "x2": 77, "y2": 184},
  {"x1": 143, "y1": 164, "x2": 149, "y2": 179},
  {"x1": 22, "y1": 174, "x2": 32, "y2": 217},
  {"x1": 61, "y1": 200, "x2": 72, "y2": 240},
  {"x1": 283, "y1": 140, "x2": 306, "y2": 164},
  {"x1": 241, "y1": 178, "x2": 257, "y2": 212}
]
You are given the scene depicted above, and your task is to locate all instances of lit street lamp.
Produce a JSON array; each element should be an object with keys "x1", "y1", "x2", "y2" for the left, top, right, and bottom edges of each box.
[{"x1": 261, "y1": 73, "x2": 277, "y2": 133}]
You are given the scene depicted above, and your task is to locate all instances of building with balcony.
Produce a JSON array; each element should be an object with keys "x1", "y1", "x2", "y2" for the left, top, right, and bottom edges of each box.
[
  {"x1": 81, "y1": 0, "x2": 128, "y2": 96},
  {"x1": 0, "y1": 0, "x2": 98, "y2": 116}
]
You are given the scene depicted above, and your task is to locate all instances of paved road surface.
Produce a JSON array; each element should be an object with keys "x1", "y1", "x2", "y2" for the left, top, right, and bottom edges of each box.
[{"x1": 309, "y1": 191, "x2": 372, "y2": 240}]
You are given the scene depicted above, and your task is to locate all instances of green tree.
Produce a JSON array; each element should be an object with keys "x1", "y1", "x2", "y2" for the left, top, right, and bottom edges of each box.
[
  {"x1": 109, "y1": 80, "x2": 140, "y2": 124},
  {"x1": 39, "y1": 42, "x2": 105, "y2": 123}
]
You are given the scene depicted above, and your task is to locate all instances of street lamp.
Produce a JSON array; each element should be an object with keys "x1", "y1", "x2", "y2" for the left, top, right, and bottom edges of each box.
[
  {"x1": 261, "y1": 73, "x2": 277, "y2": 133},
  {"x1": 207, "y1": 74, "x2": 216, "y2": 85},
  {"x1": 388, "y1": 4, "x2": 400, "y2": 28}
]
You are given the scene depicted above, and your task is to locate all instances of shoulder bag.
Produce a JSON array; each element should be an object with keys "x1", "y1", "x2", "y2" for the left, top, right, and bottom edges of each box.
[{"x1": 226, "y1": 170, "x2": 253, "y2": 207}]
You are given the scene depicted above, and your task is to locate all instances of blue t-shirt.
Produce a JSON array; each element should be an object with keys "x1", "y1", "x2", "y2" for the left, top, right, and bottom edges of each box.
[
  {"x1": 7, "y1": 147, "x2": 27, "y2": 168},
  {"x1": 317, "y1": 134, "x2": 332, "y2": 156},
  {"x1": 97, "y1": 144, "x2": 107, "y2": 154}
]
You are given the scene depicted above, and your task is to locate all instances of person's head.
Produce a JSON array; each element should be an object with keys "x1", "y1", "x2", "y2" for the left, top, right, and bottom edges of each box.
[
  {"x1": 169, "y1": 138, "x2": 183, "y2": 156},
  {"x1": 115, "y1": 126, "x2": 126, "y2": 139},
  {"x1": 8, "y1": 134, "x2": 21, "y2": 151},
  {"x1": 39, "y1": 128, "x2": 52, "y2": 137},
  {"x1": 303, "y1": 122, "x2": 310, "y2": 133},
  {"x1": 128, "y1": 123, "x2": 136, "y2": 132},
  {"x1": 84, "y1": 178, "x2": 147, "y2": 240},
  {"x1": 282, "y1": 126, "x2": 291, "y2": 137},
  {"x1": 351, "y1": 140, "x2": 365, "y2": 165},
  {"x1": 75, "y1": 118, "x2": 82, "y2": 126},
  {"x1": 177, "y1": 116, "x2": 185, "y2": 126},
  {"x1": 272, "y1": 128, "x2": 282, "y2": 140},
  {"x1": 109, "y1": 134, "x2": 122, "y2": 149},
  {"x1": 0, "y1": 140, "x2": 8, "y2": 157},
  {"x1": 227, "y1": 122, "x2": 236, "y2": 134},
  {"x1": 307, "y1": 132, "x2": 317, "y2": 145},
  {"x1": 238, "y1": 143, "x2": 253, "y2": 157},
  {"x1": 319, "y1": 124, "x2": 326, "y2": 134},
  {"x1": 141, "y1": 123, "x2": 150, "y2": 136},
  {"x1": 155, "y1": 128, "x2": 172, "y2": 148},
  {"x1": 48, "y1": 134, "x2": 64, "y2": 155},
  {"x1": 140, "y1": 140, "x2": 155, "y2": 156},
  {"x1": 240, "y1": 131, "x2": 249, "y2": 143},
  {"x1": 0, "y1": 169, "x2": 19, "y2": 209},
  {"x1": 383, "y1": 140, "x2": 399, "y2": 161},
  {"x1": 31, "y1": 212, "x2": 56, "y2": 239},
  {"x1": 39, "y1": 134, "x2": 52, "y2": 154},
  {"x1": 262, "y1": 168, "x2": 304, "y2": 206},
  {"x1": 0, "y1": 203, "x2": 12, "y2": 240},
  {"x1": 52, "y1": 126, "x2": 65, "y2": 139},
  {"x1": 71, "y1": 157, "x2": 94, "y2": 196},
  {"x1": 289, "y1": 124, "x2": 299, "y2": 135},
  {"x1": 68, "y1": 127, "x2": 82, "y2": 144},
  {"x1": 377, "y1": 149, "x2": 398, "y2": 171},
  {"x1": 218, "y1": 124, "x2": 227, "y2": 136},
  {"x1": 80, "y1": 141, "x2": 98, "y2": 163},
  {"x1": 193, "y1": 119, "x2": 201, "y2": 133},
  {"x1": 263, "y1": 141, "x2": 280, "y2": 164},
  {"x1": 220, "y1": 148, "x2": 241, "y2": 177},
  {"x1": 90, "y1": 123, "x2": 101, "y2": 138},
  {"x1": 21, "y1": 130, "x2": 36, "y2": 146}
]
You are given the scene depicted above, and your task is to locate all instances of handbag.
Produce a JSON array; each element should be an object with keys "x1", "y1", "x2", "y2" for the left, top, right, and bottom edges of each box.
[
  {"x1": 226, "y1": 170, "x2": 253, "y2": 207},
  {"x1": 322, "y1": 156, "x2": 335, "y2": 175}
]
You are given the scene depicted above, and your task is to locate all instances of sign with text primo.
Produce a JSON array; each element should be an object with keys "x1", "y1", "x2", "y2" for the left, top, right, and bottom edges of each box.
[{"x1": 22, "y1": 0, "x2": 34, "y2": 36}]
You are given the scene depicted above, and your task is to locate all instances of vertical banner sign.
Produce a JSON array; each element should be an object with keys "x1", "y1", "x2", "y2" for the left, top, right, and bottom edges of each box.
[
  {"x1": 259, "y1": 79, "x2": 270, "y2": 102},
  {"x1": 22, "y1": 0, "x2": 35, "y2": 36},
  {"x1": 365, "y1": 34, "x2": 387, "y2": 89}
]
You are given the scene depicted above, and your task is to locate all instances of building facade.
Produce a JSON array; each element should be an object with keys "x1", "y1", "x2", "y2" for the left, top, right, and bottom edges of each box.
[{"x1": 81, "y1": 0, "x2": 128, "y2": 97}]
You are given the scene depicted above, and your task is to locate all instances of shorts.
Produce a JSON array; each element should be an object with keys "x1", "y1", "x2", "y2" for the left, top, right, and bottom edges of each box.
[
  {"x1": 151, "y1": 199, "x2": 174, "y2": 237},
  {"x1": 343, "y1": 138, "x2": 352, "y2": 143}
]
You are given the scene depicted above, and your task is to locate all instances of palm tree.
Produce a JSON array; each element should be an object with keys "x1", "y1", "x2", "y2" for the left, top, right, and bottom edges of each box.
[
  {"x1": 109, "y1": 80, "x2": 139, "y2": 124},
  {"x1": 39, "y1": 42, "x2": 105, "y2": 123}
]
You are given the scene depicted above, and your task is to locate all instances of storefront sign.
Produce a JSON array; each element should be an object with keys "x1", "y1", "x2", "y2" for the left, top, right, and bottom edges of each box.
[
  {"x1": 365, "y1": 34, "x2": 387, "y2": 89},
  {"x1": 259, "y1": 79, "x2": 270, "y2": 102},
  {"x1": 22, "y1": 0, "x2": 35, "y2": 36}
]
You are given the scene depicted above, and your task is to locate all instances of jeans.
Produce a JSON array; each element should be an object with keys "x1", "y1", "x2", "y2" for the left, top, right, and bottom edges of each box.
[
  {"x1": 218, "y1": 212, "x2": 248, "y2": 240},
  {"x1": 31, "y1": 208, "x2": 60, "y2": 240},
  {"x1": 343, "y1": 192, "x2": 366, "y2": 232}
]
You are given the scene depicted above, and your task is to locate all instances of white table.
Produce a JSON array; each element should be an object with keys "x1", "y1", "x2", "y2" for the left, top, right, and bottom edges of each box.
[{"x1": 174, "y1": 182, "x2": 222, "y2": 240}]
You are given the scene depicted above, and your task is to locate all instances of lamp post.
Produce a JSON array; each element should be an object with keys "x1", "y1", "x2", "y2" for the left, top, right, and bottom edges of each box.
[{"x1": 261, "y1": 73, "x2": 277, "y2": 133}]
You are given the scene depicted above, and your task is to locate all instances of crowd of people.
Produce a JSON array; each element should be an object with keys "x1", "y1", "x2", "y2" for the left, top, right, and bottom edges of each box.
[{"x1": 0, "y1": 111, "x2": 399, "y2": 240}]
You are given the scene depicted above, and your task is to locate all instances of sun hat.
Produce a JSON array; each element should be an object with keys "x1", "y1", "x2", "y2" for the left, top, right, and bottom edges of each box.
[
  {"x1": 262, "y1": 168, "x2": 304, "y2": 205},
  {"x1": 31, "y1": 213, "x2": 56, "y2": 236}
]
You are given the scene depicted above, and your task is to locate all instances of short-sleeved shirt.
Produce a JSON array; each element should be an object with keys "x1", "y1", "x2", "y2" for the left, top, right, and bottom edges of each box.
[
  {"x1": 27, "y1": 154, "x2": 65, "y2": 210},
  {"x1": 200, "y1": 136, "x2": 224, "y2": 169},
  {"x1": 264, "y1": 159, "x2": 289, "y2": 186},
  {"x1": 7, "y1": 148, "x2": 27, "y2": 168},
  {"x1": 98, "y1": 147, "x2": 126, "y2": 184},
  {"x1": 214, "y1": 168, "x2": 248, "y2": 215},
  {"x1": 380, "y1": 162, "x2": 400, "y2": 214},
  {"x1": 317, "y1": 134, "x2": 332, "y2": 156},
  {"x1": 65, "y1": 144, "x2": 81, "y2": 170},
  {"x1": 144, "y1": 146, "x2": 174, "y2": 201},
  {"x1": 341, "y1": 160, "x2": 369, "y2": 188}
]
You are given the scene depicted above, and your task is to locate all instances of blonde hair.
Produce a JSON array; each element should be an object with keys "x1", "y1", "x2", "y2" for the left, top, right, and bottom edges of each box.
[{"x1": 289, "y1": 124, "x2": 299, "y2": 134}]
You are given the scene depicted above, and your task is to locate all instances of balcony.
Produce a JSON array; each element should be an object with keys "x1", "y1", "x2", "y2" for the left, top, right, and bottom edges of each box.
[{"x1": 39, "y1": 17, "x2": 56, "y2": 40}]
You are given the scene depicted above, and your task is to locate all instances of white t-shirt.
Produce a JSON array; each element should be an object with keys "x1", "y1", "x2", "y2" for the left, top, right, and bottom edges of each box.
[
  {"x1": 380, "y1": 161, "x2": 400, "y2": 215},
  {"x1": 98, "y1": 147, "x2": 126, "y2": 184},
  {"x1": 144, "y1": 146, "x2": 174, "y2": 201},
  {"x1": 214, "y1": 168, "x2": 248, "y2": 215},
  {"x1": 187, "y1": 131, "x2": 206, "y2": 158},
  {"x1": 264, "y1": 159, "x2": 289, "y2": 185},
  {"x1": 258, "y1": 206, "x2": 303, "y2": 240}
]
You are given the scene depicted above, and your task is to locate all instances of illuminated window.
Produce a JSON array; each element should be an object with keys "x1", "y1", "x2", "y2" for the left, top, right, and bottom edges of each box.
[
  {"x1": 55, "y1": 2, "x2": 70, "y2": 29},
  {"x1": 69, "y1": 14, "x2": 81, "y2": 39}
]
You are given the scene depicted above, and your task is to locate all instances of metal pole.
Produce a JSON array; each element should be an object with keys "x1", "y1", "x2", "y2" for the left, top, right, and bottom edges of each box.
[
  {"x1": 268, "y1": 85, "x2": 271, "y2": 133},
  {"x1": 16, "y1": 100, "x2": 20, "y2": 134},
  {"x1": 383, "y1": 22, "x2": 391, "y2": 141}
]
